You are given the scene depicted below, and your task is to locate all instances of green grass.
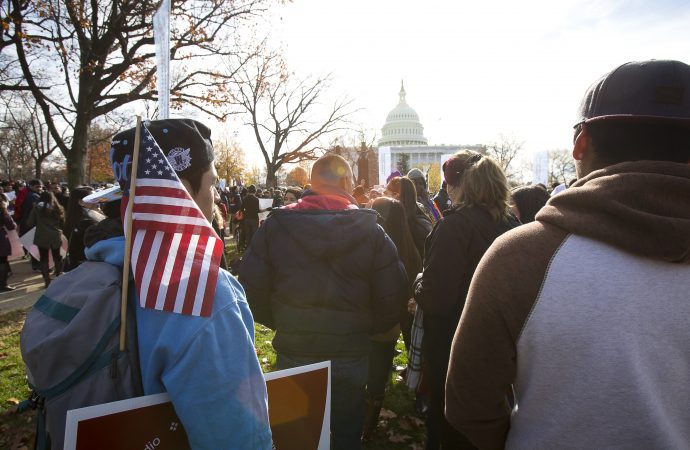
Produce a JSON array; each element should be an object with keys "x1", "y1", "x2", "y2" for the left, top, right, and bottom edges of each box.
[
  {"x1": 0, "y1": 243, "x2": 427, "y2": 449},
  {"x1": 0, "y1": 308, "x2": 34, "y2": 450}
]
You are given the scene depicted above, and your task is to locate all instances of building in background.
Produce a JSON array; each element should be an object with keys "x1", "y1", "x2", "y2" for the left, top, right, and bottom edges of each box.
[{"x1": 377, "y1": 82, "x2": 483, "y2": 186}]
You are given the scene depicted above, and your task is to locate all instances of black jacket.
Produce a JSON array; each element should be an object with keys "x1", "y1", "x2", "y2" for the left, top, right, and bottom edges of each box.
[
  {"x1": 239, "y1": 202, "x2": 408, "y2": 358},
  {"x1": 414, "y1": 206, "x2": 519, "y2": 368},
  {"x1": 409, "y1": 203, "x2": 433, "y2": 256}
]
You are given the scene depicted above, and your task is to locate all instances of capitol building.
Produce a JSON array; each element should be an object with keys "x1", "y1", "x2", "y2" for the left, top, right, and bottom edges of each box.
[{"x1": 376, "y1": 82, "x2": 482, "y2": 184}]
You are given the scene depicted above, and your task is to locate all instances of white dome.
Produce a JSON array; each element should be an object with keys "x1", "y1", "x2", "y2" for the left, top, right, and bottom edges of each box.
[{"x1": 379, "y1": 81, "x2": 428, "y2": 147}]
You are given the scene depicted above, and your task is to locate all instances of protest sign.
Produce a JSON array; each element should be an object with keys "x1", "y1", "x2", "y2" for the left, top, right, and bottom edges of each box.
[
  {"x1": 64, "y1": 361, "x2": 331, "y2": 450},
  {"x1": 259, "y1": 198, "x2": 274, "y2": 222},
  {"x1": 19, "y1": 227, "x2": 67, "y2": 268}
]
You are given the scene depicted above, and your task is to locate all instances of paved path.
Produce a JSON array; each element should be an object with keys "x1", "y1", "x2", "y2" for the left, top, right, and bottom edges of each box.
[{"x1": 0, "y1": 258, "x2": 45, "y2": 315}]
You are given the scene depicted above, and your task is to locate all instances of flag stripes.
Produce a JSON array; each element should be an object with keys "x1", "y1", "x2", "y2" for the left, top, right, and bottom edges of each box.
[{"x1": 126, "y1": 123, "x2": 222, "y2": 317}]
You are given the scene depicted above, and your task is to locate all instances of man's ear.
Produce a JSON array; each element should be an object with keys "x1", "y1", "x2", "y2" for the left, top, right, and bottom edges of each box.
[{"x1": 572, "y1": 126, "x2": 590, "y2": 161}]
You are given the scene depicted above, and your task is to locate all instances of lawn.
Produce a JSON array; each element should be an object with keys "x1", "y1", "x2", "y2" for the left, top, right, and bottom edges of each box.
[{"x1": 0, "y1": 242, "x2": 426, "y2": 449}]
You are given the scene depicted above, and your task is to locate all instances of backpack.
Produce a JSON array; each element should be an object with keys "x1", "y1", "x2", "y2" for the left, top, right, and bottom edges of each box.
[{"x1": 20, "y1": 260, "x2": 143, "y2": 450}]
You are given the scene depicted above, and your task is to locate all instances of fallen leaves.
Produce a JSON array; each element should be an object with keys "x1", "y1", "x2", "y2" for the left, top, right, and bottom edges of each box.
[
  {"x1": 387, "y1": 428, "x2": 412, "y2": 443},
  {"x1": 378, "y1": 408, "x2": 397, "y2": 420}
]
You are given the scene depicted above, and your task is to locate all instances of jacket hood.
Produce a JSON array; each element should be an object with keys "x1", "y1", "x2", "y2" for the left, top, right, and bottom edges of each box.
[
  {"x1": 536, "y1": 161, "x2": 690, "y2": 262},
  {"x1": 84, "y1": 235, "x2": 125, "y2": 267},
  {"x1": 269, "y1": 206, "x2": 380, "y2": 259}
]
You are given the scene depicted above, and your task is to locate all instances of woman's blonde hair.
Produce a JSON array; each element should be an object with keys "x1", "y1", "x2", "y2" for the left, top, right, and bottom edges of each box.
[{"x1": 443, "y1": 150, "x2": 510, "y2": 222}]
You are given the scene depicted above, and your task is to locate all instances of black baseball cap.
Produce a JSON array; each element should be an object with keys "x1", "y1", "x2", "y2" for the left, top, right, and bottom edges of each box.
[{"x1": 576, "y1": 59, "x2": 690, "y2": 127}]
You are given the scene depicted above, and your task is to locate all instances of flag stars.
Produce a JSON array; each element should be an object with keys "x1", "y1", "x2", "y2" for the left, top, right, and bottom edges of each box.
[
  {"x1": 146, "y1": 158, "x2": 151, "y2": 163},
  {"x1": 147, "y1": 147, "x2": 153, "y2": 153},
  {"x1": 145, "y1": 170, "x2": 151, "y2": 175},
  {"x1": 157, "y1": 170, "x2": 163, "y2": 175},
  {"x1": 152, "y1": 164, "x2": 158, "y2": 169},
  {"x1": 158, "y1": 159, "x2": 164, "y2": 164}
]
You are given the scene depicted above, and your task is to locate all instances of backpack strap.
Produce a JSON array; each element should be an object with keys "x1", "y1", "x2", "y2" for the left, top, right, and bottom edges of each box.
[{"x1": 33, "y1": 295, "x2": 80, "y2": 324}]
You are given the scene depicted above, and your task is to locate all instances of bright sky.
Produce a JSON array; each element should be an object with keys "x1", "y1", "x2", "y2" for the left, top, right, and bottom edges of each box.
[{"x1": 224, "y1": 0, "x2": 690, "y2": 167}]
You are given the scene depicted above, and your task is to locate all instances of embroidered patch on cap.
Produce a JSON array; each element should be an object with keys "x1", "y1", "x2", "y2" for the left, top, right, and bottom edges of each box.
[{"x1": 166, "y1": 147, "x2": 192, "y2": 172}]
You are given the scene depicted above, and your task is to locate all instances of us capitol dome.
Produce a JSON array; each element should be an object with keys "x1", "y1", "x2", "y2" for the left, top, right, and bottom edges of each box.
[
  {"x1": 376, "y1": 81, "x2": 482, "y2": 185},
  {"x1": 378, "y1": 81, "x2": 428, "y2": 147}
]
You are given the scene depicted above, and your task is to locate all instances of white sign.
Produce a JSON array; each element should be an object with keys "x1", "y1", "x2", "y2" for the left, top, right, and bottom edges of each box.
[
  {"x1": 258, "y1": 198, "x2": 273, "y2": 222},
  {"x1": 19, "y1": 227, "x2": 67, "y2": 268}
]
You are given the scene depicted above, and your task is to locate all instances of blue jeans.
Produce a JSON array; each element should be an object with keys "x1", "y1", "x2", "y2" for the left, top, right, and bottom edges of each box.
[{"x1": 277, "y1": 353, "x2": 368, "y2": 450}]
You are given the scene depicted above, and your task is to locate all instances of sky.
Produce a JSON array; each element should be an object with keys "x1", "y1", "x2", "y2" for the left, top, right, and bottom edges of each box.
[{"x1": 221, "y1": 0, "x2": 690, "y2": 167}]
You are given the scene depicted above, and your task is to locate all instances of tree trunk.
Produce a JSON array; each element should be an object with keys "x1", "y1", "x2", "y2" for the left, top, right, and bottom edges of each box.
[
  {"x1": 265, "y1": 163, "x2": 278, "y2": 188},
  {"x1": 34, "y1": 157, "x2": 43, "y2": 180},
  {"x1": 67, "y1": 113, "x2": 91, "y2": 188}
]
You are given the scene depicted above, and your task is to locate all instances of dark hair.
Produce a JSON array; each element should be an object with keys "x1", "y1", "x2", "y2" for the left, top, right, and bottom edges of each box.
[
  {"x1": 39, "y1": 191, "x2": 65, "y2": 222},
  {"x1": 180, "y1": 162, "x2": 211, "y2": 194},
  {"x1": 371, "y1": 197, "x2": 421, "y2": 284},
  {"x1": 285, "y1": 187, "x2": 303, "y2": 199},
  {"x1": 397, "y1": 177, "x2": 419, "y2": 223},
  {"x1": 65, "y1": 186, "x2": 94, "y2": 236},
  {"x1": 586, "y1": 121, "x2": 690, "y2": 164},
  {"x1": 247, "y1": 185, "x2": 256, "y2": 194},
  {"x1": 511, "y1": 185, "x2": 550, "y2": 223},
  {"x1": 101, "y1": 199, "x2": 122, "y2": 219}
]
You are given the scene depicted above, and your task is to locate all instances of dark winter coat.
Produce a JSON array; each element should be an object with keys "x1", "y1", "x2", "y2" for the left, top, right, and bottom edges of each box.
[
  {"x1": 414, "y1": 206, "x2": 519, "y2": 370},
  {"x1": 239, "y1": 193, "x2": 408, "y2": 358},
  {"x1": 241, "y1": 194, "x2": 260, "y2": 220},
  {"x1": 19, "y1": 191, "x2": 40, "y2": 235},
  {"x1": 409, "y1": 203, "x2": 433, "y2": 256},
  {"x1": 26, "y1": 203, "x2": 64, "y2": 249},
  {"x1": 66, "y1": 209, "x2": 104, "y2": 270},
  {"x1": 0, "y1": 209, "x2": 16, "y2": 257}
]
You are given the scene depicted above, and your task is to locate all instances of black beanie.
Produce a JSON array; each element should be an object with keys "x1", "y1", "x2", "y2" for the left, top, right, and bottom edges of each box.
[{"x1": 109, "y1": 118, "x2": 214, "y2": 190}]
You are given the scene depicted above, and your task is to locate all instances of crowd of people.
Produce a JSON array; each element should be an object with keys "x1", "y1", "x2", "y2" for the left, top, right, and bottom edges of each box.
[{"x1": 9, "y1": 58, "x2": 690, "y2": 449}]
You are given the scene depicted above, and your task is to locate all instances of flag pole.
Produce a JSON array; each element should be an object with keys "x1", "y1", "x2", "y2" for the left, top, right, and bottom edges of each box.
[{"x1": 120, "y1": 116, "x2": 142, "y2": 352}]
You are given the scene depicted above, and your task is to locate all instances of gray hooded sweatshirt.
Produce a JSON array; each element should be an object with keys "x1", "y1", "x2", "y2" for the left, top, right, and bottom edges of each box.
[{"x1": 445, "y1": 161, "x2": 690, "y2": 450}]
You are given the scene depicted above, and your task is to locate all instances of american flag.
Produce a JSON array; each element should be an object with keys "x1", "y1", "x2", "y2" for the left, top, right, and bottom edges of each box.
[{"x1": 123, "y1": 123, "x2": 223, "y2": 317}]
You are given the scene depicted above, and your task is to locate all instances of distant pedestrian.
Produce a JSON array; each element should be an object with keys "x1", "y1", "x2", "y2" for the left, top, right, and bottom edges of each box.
[
  {"x1": 26, "y1": 191, "x2": 65, "y2": 287},
  {"x1": 0, "y1": 193, "x2": 17, "y2": 291}
]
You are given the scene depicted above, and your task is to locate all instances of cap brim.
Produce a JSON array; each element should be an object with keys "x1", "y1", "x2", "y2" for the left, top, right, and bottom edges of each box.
[
  {"x1": 584, "y1": 114, "x2": 690, "y2": 125},
  {"x1": 82, "y1": 186, "x2": 123, "y2": 205}
]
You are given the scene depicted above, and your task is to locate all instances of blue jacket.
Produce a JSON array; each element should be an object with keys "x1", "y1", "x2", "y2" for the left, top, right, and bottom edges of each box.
[{"x1": 86, "y1": 237, "x2": 272, "y2": 449}]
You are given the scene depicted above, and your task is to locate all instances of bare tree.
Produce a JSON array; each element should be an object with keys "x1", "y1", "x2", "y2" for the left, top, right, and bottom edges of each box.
[
  {"x1": 232, "y1": 51, "x2": 355, "y2": 187},
  {"x1": 3, "y1": 97, "x2": 63, "y2": 179},
  {"x1": 484, "y1": 135, "x2": 524, "y2": 180},
  {"x1": 2, "y1": 0, "x2": 273, "y2": 187},
  {"x1": 0, "y1": 127, "x2": 32, "y2": 179},
  {"x1": 548, "y1": 148, "x2": 576, "y2": 185}
]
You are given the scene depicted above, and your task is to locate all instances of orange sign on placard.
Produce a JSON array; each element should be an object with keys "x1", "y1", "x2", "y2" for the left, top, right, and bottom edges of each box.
[{"x1": 64, "y1": 361, "x2": 331, "y2": 450}]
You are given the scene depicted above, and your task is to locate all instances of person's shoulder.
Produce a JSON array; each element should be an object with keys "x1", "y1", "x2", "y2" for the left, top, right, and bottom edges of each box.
[
  {"x1": 485, "y1": 221, "x2": 569, "y2": 268},
  {"x1": 136, "y1": 269, "x2": 250, "y2": 338}
]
